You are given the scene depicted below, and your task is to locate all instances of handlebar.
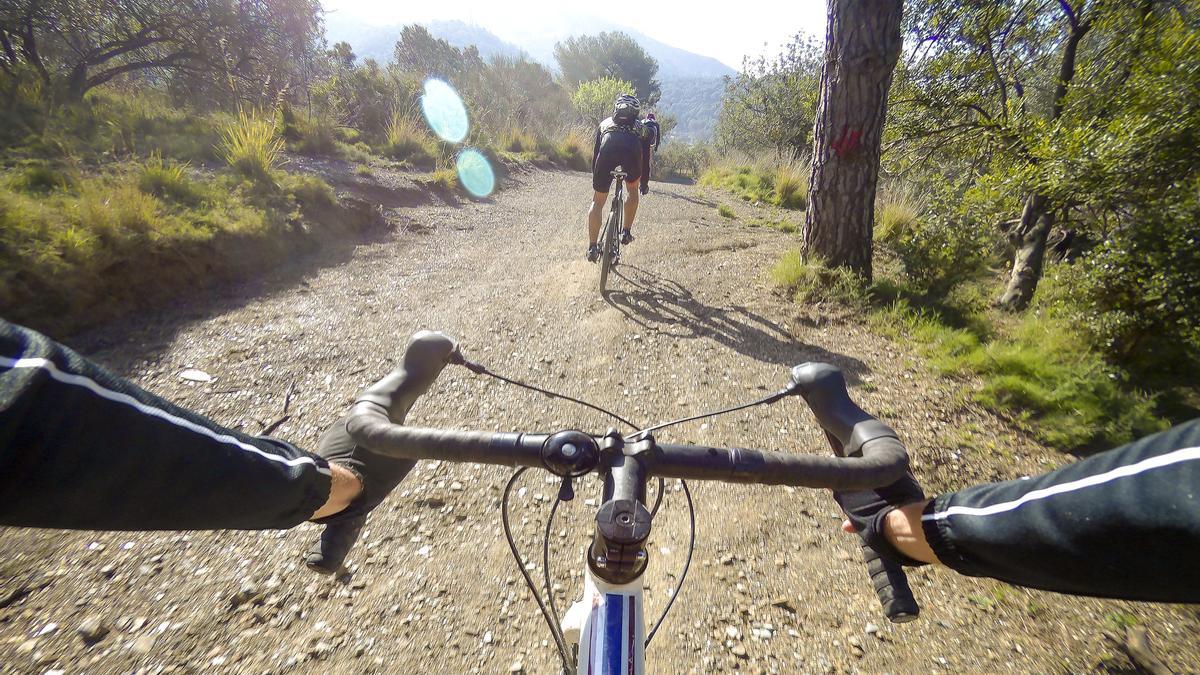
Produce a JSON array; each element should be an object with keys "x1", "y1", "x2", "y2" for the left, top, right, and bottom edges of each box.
[
  {"x1": 346, "y1": 410, "x2": 910, "y2": 491},
  {"x1": 344, "y1": 331, "x2": 919, "y2": 623}
]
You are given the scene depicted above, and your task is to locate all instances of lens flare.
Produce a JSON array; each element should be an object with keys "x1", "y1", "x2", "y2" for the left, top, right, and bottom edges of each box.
[
  {"x1": 456, "y1": 148, "x2": 495, "y2": 198},
  {"x1": 420, "y1": 79, "x2": 469, "y2": 144}
]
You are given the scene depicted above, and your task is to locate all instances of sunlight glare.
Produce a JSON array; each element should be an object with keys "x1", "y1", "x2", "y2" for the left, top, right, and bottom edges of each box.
[
  {"x1": 420, "y1": 79, "x2": 469, "y2": 143},
  {"x1": 456, "y1": 148, "x2": 495, "y2": 197}
]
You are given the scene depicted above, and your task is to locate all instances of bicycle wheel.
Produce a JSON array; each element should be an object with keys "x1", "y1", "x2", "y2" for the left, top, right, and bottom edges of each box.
[{"x1": 599, "y1": 209, "x2": 619, "y2": 294}]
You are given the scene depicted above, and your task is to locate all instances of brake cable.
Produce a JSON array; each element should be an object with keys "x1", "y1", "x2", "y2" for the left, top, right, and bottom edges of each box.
[
  {"x1": 501, "y1": 467, "x2": 573, "y2": 672},
  {"x1": 455, "y1": 353, "x2": 787, "y2": 663}
]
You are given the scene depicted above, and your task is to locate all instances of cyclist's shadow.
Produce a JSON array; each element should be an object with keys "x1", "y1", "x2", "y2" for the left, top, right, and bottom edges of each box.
[{"x1": 604, "y1": 265, "x2": 868, "y2": 380}]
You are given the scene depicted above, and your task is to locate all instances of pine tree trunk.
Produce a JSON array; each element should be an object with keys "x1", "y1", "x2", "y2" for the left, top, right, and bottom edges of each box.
[
  {"x1": 802, "y1": 0, "x2": 904, "y2": 280},
  {"x1": 996, "y1": 193, "x2": 1054, "y2": 310}
]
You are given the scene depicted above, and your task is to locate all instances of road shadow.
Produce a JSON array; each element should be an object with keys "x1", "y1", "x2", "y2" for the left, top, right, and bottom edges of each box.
[
  {"x1": 603, "y1": 264, "x2": 868, "y2": 382},
  {"x1": 657, "y1": 189, "x2": 717, "y2": 209}
]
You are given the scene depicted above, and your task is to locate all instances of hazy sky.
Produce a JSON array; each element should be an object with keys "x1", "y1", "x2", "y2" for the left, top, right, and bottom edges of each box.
[{"x1": 319, "y1": 0, "x2": 827, "y2": 71}]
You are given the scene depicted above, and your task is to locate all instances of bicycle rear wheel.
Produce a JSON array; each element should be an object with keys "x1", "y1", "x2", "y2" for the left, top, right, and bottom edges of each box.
[{"x1": 599, "y1": 210, "x2": 619, "y2": 294}]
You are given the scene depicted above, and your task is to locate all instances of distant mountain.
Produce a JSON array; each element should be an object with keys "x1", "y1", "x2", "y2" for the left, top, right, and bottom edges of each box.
[
  {"x1": 425, "y1": 20, "x2": 527, "y2": 62},
  {"x1": 323, "y1": 12, "x2": 734, "y2": 140}
]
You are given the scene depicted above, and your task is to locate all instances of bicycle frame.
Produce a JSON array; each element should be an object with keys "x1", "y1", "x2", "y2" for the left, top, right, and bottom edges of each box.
[{"x1": 562, "y1": 566, "x2": 647, "y2": 675}]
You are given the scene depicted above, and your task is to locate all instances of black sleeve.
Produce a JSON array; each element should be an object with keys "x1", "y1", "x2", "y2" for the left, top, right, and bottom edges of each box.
[
  {"x1": 0, "y1": 319, "x2": 331, "y2": 531},
  {"x1": 923, "y1": 418, "x2": 1200, "y2": 602}
]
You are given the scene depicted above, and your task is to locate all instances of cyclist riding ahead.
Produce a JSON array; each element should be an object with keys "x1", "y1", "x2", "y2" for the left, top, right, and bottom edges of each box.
[{"x1": 586, "y1": 94, "x2": 655, "y2": 262}]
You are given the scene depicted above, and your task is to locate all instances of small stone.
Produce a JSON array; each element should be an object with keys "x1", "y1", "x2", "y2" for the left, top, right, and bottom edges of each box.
[
  {"x1": 730, "y1": 644, "x2": 748, "y2": 658},
  {"x1": 132, "y1": 635, "x2": 156, "y2": 655},
  {"x1": 77, "y1": 615, "x2": 109, "y2": 645},
  {"x1": 230, "y1": 581, "x2": 261, "y2": 608},
  {"x1": 725, "y1": 625, "x2": 740, "y2": 639},
  {"x1": 16, "y1": 639, "x2": 37, "y2": 655},
  {"x1": 450, "y1": 482, "x2": 463, "y2": 491},
  {"x1": 508, "y1": 660, "x2": 525, "y2": 673},
  {"x1": 864, "y1": 622, "x2": 879, "y2": 635},
  {"x1": 770, "y1": 597, "x2": 796, "y2": 613},
  {"x1": 483, "y1": 631, "x2": 493, "y2": 644}
]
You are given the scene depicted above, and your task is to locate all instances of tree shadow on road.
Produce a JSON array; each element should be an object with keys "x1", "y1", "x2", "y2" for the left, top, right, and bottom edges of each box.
[
  {"x1": 656, "y1": 189, "x2": 718, "y2": 209},
  {"x1": 603, "y1": 264, "x2": 869, "y2": 382}
]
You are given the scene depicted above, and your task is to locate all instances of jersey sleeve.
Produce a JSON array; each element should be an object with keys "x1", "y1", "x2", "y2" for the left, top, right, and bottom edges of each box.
[{"x1": 922, "y1": 418, "x2": 1200, "y2": 602}]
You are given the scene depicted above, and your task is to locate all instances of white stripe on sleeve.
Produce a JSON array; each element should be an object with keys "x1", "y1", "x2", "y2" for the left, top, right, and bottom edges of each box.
[
  {"x1": 923, "y1": 445, "x2": 1200, "y2": 522},
  {"x1": 1, "y1": 356, "x2": 330, "y2": 475}
]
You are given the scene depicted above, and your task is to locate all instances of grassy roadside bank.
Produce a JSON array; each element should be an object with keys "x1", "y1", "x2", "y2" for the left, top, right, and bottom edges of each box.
[{"x1": 770, "y1": 250, "x2": 1174, "y2": 454}]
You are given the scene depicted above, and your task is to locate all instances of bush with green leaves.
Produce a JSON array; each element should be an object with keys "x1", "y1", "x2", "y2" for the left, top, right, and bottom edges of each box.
[
  {"x1": 653, "y1": 142, "x2": 712, "y2": 180},
  {"x1": 571, "y1": 77, "x2": 636, "y2": 127},
  {"x1": 874, "y1": 196, "x2": 990, "y2": 298}
]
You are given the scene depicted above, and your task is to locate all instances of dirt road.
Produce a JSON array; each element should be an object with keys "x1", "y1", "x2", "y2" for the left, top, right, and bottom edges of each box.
[{"x1": 1, "y1": 167, "x2": 1196, "y2": 674}]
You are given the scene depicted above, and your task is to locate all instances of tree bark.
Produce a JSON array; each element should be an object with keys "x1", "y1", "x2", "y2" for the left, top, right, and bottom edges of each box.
[
  {"x1": 802, "y1": 0, "x2": 904, "y2": 280},
  {"x1": 996, "y1": 2, "x2": 1091, "y2": 310},
  {"x1": 997, "y1": 193, "x2": 1054, "y2": 309}
]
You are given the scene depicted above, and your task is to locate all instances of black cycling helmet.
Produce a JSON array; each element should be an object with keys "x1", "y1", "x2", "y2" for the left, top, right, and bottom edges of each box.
[{"x1": 613, "y1": 94, "x2": 641, "y2": 123}]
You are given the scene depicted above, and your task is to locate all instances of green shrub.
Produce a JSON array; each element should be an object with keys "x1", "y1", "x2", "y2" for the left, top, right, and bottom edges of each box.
[
  {"x1": 383, "y1": 113, "x2": 436, "y2": 165},
  {"x1": 874, "y1": 195, "x2": 989, "y2": 297},
  {"x1": 5, "y1": 161, "x2": 71, "y2": 194},
  {"x1": 137, "y1": 153, "x2": 205, "y2": 205},
  {"x1": 283, "y1": 174, "x2": 336, "y2": 211},
  {"x1": 771, "y1": 251, "x2": 868, "y2": 305},
  {"x1": 654, "y1": 142, "x2": 713, "y2": 181},
  {"x1": 717, "y1": 204, "x2": 736, "y2": 219},
  {"x1": 874, "y1": 300, "x2": 1168, "y2": 451},
  {"x1": 219, "y1": 110, "x2": 284, "y2": 183}
]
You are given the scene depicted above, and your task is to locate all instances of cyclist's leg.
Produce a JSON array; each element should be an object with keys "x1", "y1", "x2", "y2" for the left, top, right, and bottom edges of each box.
[
  {"x1": 587, "y1": 190, "x2": 607, "y2": 245},
  {"x1": 589, "y1": 146, "x2": 615, "y2": 254},
  {"x1": 0, "y1": 318, "x2": 349, "y2": 531},
  {"x1": 624, "y1": 178, "x2": 640, "y2": 232}
]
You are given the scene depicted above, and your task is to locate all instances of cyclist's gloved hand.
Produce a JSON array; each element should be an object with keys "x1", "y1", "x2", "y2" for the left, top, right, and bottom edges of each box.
[
  {"x1": 834, "y1": 461, "x2": 927, "y2": 567},
  {"x1": 306, "y1": 331, "x2": 457, "y2": 573}
]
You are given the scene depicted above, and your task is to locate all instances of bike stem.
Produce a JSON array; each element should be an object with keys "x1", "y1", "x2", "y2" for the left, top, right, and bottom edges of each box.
[{"x1": 589, "y1": 430, "x2": 653, "y2": 585}]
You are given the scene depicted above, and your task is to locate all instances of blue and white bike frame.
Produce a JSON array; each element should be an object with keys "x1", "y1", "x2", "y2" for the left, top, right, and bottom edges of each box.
[{"x1": 561, "y1": 565, "x2": 646, "y2": 675}]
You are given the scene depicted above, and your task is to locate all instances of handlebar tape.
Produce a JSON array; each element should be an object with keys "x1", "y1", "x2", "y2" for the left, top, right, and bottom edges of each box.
[{"x1": 787, "y1": 362, "x2": 920, "y2": 624}]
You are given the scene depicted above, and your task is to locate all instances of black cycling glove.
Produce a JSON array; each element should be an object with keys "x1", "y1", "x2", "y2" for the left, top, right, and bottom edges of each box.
[
  {"x1": 305, "y1": 331, "x2": 456, "y2": 573},
  {"x1": 834, "y1": 458, "x2": 928, "y2": 567}
]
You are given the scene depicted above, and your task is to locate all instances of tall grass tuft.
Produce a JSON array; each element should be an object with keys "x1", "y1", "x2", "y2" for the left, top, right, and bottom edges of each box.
[
  {"x1": 501, "y1": 127, "x2": 539, "y2": 153},
  {"x1": 384, "y1": 113, "x2": 436, "y2": 164},
  {"x1": 771, "y1": 251, "x2": 868, "y2": 305},
  {"x1": 219, "y1": 110, "x2": 284, "y2": 182},
  {"x1": 138, "y1": 153, "x2": 204, "y2": 205},
  {"x1": 773, "y1": 163, "x2": 808, "y2": 209},
  {"x1": 875, "y1": 193, "x2": 921, "y2": 243},
  {"x1": 555, "y1": 128, "x2": 591, "y2": 170}
]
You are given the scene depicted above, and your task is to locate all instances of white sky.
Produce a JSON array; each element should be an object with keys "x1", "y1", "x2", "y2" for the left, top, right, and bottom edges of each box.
[{"x1": 319, "y1": 0, "x2": 827, "y2": 71}]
